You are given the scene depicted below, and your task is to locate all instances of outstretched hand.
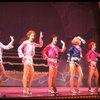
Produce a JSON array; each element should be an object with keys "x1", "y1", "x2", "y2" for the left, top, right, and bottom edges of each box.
[
  {"x1": 61, "y1": 40, "x2": 65, "y2": 44},
  {"x1": 10, "y1": 36, "x2": 14, "y2": 41},
  {"x1": 40, "y1": 32, "x2": 43, "y2": 38},
  {"x1": 77, "y1": 36, "x2": 86, "y2": 44}
]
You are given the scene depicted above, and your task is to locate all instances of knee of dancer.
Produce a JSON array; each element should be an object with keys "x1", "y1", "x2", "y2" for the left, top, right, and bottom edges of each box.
[{"x1": 95, "y1": 74, "x2": 99, "y2": 79}]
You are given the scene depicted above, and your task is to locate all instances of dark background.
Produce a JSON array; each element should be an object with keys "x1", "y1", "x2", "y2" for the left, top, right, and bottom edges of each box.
[{"x1": 0, "y1": 2, "x2": 100, "y2": 87}]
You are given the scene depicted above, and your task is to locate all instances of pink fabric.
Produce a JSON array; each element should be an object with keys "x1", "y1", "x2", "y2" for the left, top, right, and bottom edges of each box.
[
  {"x1": 48, "y1": 58, "x2": 58, "y2": 68},
  {"x1": 86, "y1": 50, "x2": 100, "y2": 62},
  {"x1": 23, "y1": 43, "x2": 35, "y2": 56},
  {"x1": 42, "y1": 44, "x2": 64, "y2": 59},
  {"x1": 42, "y1": 44, "x2": 65, "y2": 68},
  {"x1": 18, "y1": 40, "x2": 41, "y2": 58}
]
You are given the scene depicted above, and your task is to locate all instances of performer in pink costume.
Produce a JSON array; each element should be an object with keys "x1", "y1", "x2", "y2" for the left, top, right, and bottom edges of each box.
[
  {"x1": 42, "y1": 34, "x2": 66, "y2": 94},
  {"x1": 86, "y1": 42, "x2": 100, "y2": 93},
  {"x1": 18, "y1": 30, "x2": 43, "y2": 96}
]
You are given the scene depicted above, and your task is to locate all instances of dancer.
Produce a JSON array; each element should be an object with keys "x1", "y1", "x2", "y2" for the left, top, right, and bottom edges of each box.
[
  {"x1": 42, "y1": 34, "x2": 66, "y2": 94},
  {"x1": 18, "y1": 30, "x2": 43, "y2": 96},
  {"x1": 0, "y1": 36, "x2": 14, "y2": 82},
  {"x1": 86, "y1": 42, "x2": 100, "y2": 93},
  {"x1": 66, "y1": 36, "x2": 86, "y2": 94}
]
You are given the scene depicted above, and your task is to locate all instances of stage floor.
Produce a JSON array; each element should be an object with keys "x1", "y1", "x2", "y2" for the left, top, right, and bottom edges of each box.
[{"x1": 0, "y1": 87, "x2": 100, "y2": 99}]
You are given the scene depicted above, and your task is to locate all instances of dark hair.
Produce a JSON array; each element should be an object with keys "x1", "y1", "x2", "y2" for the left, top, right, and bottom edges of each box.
[{"x1": 50, "y1": 34, "x2": 58, "y2": 42}]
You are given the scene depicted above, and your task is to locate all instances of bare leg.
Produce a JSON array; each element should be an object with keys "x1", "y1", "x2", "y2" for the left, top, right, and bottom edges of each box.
[
  {"x1": 0, "y1": 64, "x2": 6, "y2": 75},
  {"x1": 48, "y1": 66, "x2": 54, "y2": 91},
  {"x1": 94, "y1": 68, "x2": 99, "y2": 89},
  {"x1": 27, "y1": 66, "x2": 34, "y2": 90},
  {"x1": 69, "y1": 63, "x2": 76, "y2": 90},
  {"x1": 76, "y1": 66, "x2": 83, "y2": 90},
  {"x1": 52, "y1": 68, "x2": 57, "y2": 92},
  {"x1": 88, "y1": 67, "x2": 94, "y2": 90},
  {"x1": 0, "y1": 64, "x2": 6, "y2": 82},
  {"x1": 23, "y1": 64, "x2": 29, "y2": 92}
]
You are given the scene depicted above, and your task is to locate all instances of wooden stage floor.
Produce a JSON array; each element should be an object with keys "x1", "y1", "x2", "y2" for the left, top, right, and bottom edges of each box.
[{"x1": 0, "y1": 87, "x2": 100, "y2": 99}]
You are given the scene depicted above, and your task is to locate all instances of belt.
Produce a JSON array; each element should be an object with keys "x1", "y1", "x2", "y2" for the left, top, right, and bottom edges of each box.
[
  {"x1": 48, "y1": 58, "x2": 57, "y2": 63},
  {"x1": 71, "y1": 57, "x2": 80, "y2": 61}
]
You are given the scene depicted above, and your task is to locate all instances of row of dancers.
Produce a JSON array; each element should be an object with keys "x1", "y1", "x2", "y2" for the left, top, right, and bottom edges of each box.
[{"x1": 0, "y1": 30, "x2": 99, "y2": 95}]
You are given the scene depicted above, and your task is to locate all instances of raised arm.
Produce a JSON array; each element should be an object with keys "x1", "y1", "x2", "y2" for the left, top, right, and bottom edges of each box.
[
  {"x1": 35, "y1": 32, "x2": 43, "y2": 48},
  {"x1": 1, "y1": 35, "x2": 14, "y2": 50},
  {"x1": 38, "y1": 32, "x2": 43, "y2": 48},
  {"x1": 60, "y1": 40, "x2": 66, "y2": 52},
  {"x1": 8, "y1": 36, "x2": 14, "y2": 46},
  {"x1": 77, "y1": 36, "x2": 86, "y2": 44}
]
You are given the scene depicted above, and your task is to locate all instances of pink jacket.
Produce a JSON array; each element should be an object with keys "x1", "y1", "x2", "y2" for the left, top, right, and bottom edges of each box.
[
  {"x1": 18, "y1": 40, "x2": 43, "y2": 58},
  {"x1": 86, "y1": 50, "x2": 100, "y2": 62},
  {"x1": 42, "y1": 44, "x2": 66, "y2": 59}
]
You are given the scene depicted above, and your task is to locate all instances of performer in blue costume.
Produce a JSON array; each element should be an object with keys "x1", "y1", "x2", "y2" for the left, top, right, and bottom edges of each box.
[{"x1": 66, "y1": 36, "x2": 86, "y2": 94}]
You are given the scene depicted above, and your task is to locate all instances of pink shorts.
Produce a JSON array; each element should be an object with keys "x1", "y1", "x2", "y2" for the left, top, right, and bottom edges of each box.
[{"x1": 48, "y1": 58, "x2": 58, "y2": 68}]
